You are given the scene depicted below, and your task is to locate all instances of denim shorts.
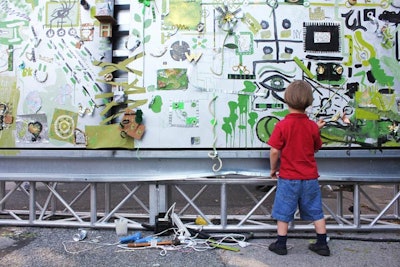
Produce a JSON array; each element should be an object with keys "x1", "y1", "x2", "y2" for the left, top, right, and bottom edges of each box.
[{"x1": 271, "y1": 178, "x2": 324, "y2": 222}]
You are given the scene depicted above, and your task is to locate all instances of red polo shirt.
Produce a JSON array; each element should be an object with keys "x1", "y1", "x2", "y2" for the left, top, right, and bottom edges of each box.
[{"x1": 267, "y1": 113, "x2": 322, "y2": 179}]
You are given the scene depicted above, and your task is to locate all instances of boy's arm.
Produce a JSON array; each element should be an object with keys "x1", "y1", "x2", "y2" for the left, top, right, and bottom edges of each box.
[
  {"x1": 316, "y1": 118, "x2": 326, "y2": 129},
  {"x1": 269, "y1": 147, "x2": 280, "y2": 179},
  {"x1": 315, "y1": 118, "x2": 325, "y2": 152}
]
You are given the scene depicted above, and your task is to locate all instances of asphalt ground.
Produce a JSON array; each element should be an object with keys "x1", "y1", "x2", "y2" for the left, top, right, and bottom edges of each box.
[{"x1": 1, "y1": 226, "x2": 400, "y2": 267}]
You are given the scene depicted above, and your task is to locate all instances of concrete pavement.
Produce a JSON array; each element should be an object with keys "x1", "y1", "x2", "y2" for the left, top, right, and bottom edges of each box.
[{"x1": 1, "y1": 226, "x2": 399, "y2": 267}]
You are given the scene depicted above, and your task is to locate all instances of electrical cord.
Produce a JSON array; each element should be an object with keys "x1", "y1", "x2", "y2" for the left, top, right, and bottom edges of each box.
[
  {"x1": 62, "y1": 239, "x2": 120, "y2": 254},
  {"x1": 64, "y1": 227, "x2": 400, "y2": 257},
  {"x1": 116, "y1": 241, "x2": 179, "y2": 256}
]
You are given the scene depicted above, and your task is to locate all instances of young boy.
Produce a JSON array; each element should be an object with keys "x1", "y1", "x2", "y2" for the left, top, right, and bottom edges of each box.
[{"x1": 267, "y1": 80, "x2": 330, "y2": 256}]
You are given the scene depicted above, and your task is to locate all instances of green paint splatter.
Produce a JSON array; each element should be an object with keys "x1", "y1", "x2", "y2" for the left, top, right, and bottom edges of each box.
[
  {"x1": 150, "y1": 95, "x2": 162, "y2": 113},
  {"x1": 369, "y1": 57, "x2": 394, "y2": 87}
]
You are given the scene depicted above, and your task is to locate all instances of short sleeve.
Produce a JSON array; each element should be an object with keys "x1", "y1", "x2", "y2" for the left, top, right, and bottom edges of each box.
[{"x1": 267, "y1": 123, "x2": 284, "y2": 150}]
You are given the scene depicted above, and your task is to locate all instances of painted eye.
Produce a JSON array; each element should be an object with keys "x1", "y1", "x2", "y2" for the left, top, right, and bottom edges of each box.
[
  {"x1": 284, "y1": 47, "x2": 293, "y2": 54},
  {"x1": 260, "y1": 74, "x2": 292, "y2": 92},
  {"x1": 263, "y1": 46, "x2": 273, "y2": 55},
  {"x1": 260, "y1": 20, "x2": 269, "y2": 29},
  {"x1": 282, "y1": 19, "x2": 291, "y2": 29}
]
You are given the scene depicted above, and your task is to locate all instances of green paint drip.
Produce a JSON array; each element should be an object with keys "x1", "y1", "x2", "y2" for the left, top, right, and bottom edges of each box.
[{"x1": 221, "y1": 81, "x2": 258, "y2": 147}]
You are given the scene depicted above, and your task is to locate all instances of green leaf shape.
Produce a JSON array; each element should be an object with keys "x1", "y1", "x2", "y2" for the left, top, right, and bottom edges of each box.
[
  {"x1": 224, "y1": 43, "x2": 238, "y2": 49},
  {"x1": 144, "y1": 19, "x2": 152, "y2": 28},
  {"x1": 134, "y1": 14, "x2": 142, "y2": 22}
]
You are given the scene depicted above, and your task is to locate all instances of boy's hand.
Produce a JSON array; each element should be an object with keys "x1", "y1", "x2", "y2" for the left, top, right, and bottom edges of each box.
[
  {"x1": 270, "y1": 169, "x2": 278, "y2": 179},
  {"x1": 316, "y1": 118, "x2": 326, "y2": 129}
]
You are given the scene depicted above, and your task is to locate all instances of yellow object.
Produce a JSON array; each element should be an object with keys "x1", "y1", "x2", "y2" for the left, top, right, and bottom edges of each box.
[
  {"x1": 195, "y1": 216, "x2": 208, "y2": 225},
  {"x1": 293, "y1": 56, "x2": 315, "y2": 79}
]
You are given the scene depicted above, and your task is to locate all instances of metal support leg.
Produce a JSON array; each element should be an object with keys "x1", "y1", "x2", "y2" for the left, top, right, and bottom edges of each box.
[
  {"x1": 50, "y1": 183, "x2": 56, "y2": 215},
  {"x1": 220, "y1": 183, "x2": 227, "y2": 229},
  {"x1": 149, "y1": 184, "x2": 167, "y2": 225},
  {"x1": 29, "y1": 181, "x2": 36, "y2": 224},
  {"x1": 149, "y1": 184, "x2": 158, "y2": 222},
  {"x1": 158, "y1": 184, "x2": 167, "y2": 214},
  {"x1": 104, "y1": 183, "x2": 110, "y2": 216},
  {"x1": 0, "y1": 181, "x2": 4, "y2": 210},
  {"x1": 90, "y1": 183, "x2": 97, "y2": 225},
  {"x1": 337, "y1": 190, "x2": 343, "y2": 218},
  {"x1": 353, "y1": 183, "x2": 360, "y2": 228},
  {"x1": 395, "y1": 184, "x2": 399, "y2": 218}
]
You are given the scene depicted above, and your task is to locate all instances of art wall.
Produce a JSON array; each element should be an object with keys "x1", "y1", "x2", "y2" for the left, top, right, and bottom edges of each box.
[{"x1": 1, "y1": 0, "x2": 400, "y2": 151}]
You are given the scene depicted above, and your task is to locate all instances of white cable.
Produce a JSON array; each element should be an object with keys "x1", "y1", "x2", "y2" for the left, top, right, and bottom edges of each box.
[
  {"x1": 164, "y1": 202, "x2": 176, "y2": 219},
  {"x1": 116, "y1": 243, "x2": 174, "y2": 256},
  {"x1": 62, "y1": 240, "x2": 119, "y2": 254}
]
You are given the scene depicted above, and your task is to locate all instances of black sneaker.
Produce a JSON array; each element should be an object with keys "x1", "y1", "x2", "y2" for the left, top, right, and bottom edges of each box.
[
  {"x1": 268, "y1": 241, "x2": 287, "y2": 255},
  {"x1": 308, "y1": 243, "x2": 330, "y2": 256}
]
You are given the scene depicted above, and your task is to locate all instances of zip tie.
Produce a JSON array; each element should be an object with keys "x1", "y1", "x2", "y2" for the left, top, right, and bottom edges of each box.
[{"x1": 150, "y1": 239, "x2": 158, "y2": 247}]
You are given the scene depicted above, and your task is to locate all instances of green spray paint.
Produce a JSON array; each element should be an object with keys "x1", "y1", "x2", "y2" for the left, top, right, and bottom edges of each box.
[{"x1": 221, "y1": 81, "x2": 258, "y2": 147}]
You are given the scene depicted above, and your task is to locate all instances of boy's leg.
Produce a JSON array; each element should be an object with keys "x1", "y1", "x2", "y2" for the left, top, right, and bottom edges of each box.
[
  {"x1": 269, "y1": 221, "x2": 289, "y2": 255},
  {"x1": 314, "y1": 218, "x2": 326, "y2": 235},
  {"x1": 309, "y1": 218, "x2": 330, "y2": 256},
  {"x1": 277, "y1": 220, "x2": 289, "y2": 236},
  {"x1": 269, "y1": 178, "x2": 299, "y2": 255},
  {"x1": 297, "y1": 179, "x2": 330, "y2": 256}
]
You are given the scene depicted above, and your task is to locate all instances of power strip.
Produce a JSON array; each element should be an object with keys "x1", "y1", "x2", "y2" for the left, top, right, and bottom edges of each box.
[{"x1": 171, "y1": 213, "x2": 191, "y2": 238}]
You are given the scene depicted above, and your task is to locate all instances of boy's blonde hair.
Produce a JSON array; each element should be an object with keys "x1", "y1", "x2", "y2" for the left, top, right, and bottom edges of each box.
[{"x1": 284, "y1": 80, "x2": 314, "y2": 111}]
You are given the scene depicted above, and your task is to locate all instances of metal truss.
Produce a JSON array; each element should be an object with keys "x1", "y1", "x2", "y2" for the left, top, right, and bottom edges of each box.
[
  {"x1": 0, "y1": 149, "x2": 399, "y2": 231},
  {"x1": 0, "y1": 176, "x2": 399, "y2": 231},
  {"x1": 0, "y1": 181, "x2": 151, "y2": 228},
  {"x1": 166, "y1": 179, "x2": 400, "y2": 232}
]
